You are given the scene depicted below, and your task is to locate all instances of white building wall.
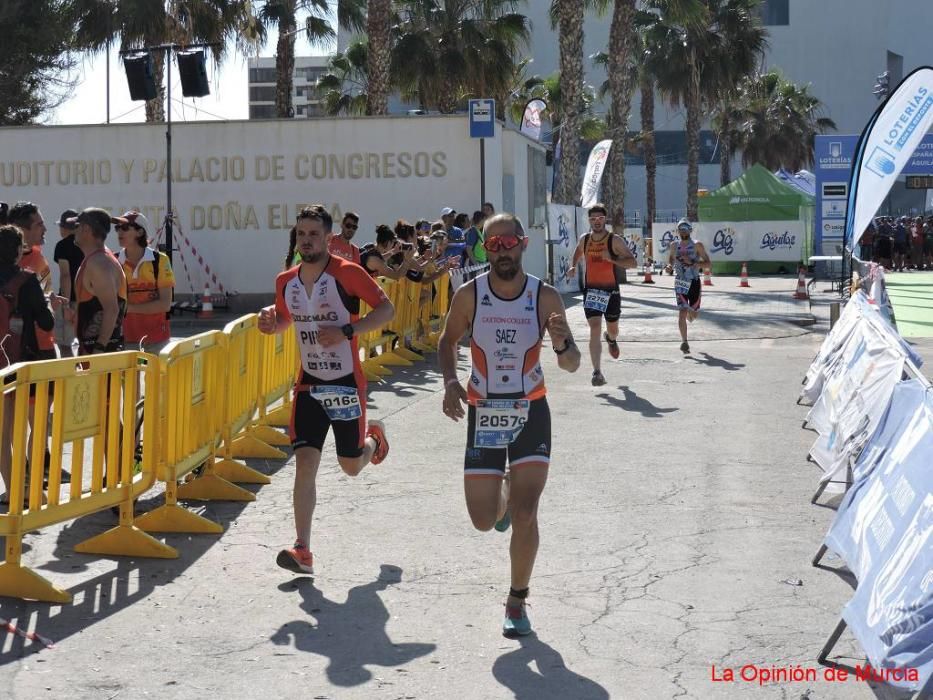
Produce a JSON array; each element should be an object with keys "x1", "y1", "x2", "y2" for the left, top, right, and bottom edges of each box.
[{"x1": 0, "y1": 117, "x2": 545, "y2": 297}]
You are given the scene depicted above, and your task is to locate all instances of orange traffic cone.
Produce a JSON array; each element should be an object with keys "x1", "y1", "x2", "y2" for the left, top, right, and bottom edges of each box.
[
  {"x1": 703, "y1": 266, "x2": 714, "y2": 286},
  {"x1": 197, "y1": 284, "x2": 214, "y2": 318},
  {"x1": 739, "y1": 262, "x2": 750, "y2": 287},
  {"x1": 642, "y1": 262, "x2": 655, "y2": 284},
  {"x1": 793, "y1": 266, "x2": 809, "y2": 300}
]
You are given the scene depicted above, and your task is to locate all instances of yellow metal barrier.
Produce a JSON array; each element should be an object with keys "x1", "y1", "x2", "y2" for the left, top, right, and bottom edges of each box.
[
  {"x1": 216, "y1": 315, "x2": 284, "y2": 474},
  {"x1": 134, "y1": 331, "x2": 250, "y2": 535},
  {"x1": 0, "y1": 352, "x2": 175, "y2": 603},
  {"x1": 250, "y1": 324, "x2": 296, "y2": 447}
]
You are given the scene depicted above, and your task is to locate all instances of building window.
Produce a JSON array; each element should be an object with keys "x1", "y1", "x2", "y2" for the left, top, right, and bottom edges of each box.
[
  {"x1": 248, "y1": 67, "x2": 277, "y2": 83},
  {"x1": 758, "y1": 0, "x2": 788, "y2": 26},
  {"x1": 249, "y1": 104, "x2": 276, "y2": 119},
  {"x1": 621, "y1": 130, "x2": 718, "y2": 166},
  {"x1": 249, "y1": 86, "x2": 277, "y2": 102}
]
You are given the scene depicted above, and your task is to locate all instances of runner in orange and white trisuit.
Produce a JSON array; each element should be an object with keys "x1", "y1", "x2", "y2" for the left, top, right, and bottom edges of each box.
[
  {"x1": 258, "y1": 205, "x2": 394, "y2": 576},
  {"x1": 439, "y1": 213, "x2": 581, "y2": 638},
  {"x1": 565, "y1": 203, "x2": 636, "y2": 386}
]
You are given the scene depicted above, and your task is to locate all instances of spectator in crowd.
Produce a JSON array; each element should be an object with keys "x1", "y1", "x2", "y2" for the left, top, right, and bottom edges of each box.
[
  {"x1": 53, "y1": 208, "x2": 83, "y2": 355},
  {"x1": 874, "y1": 217, "x2": 893, "y2": 269},
  {"x1": 463, "y1": 211, "x2": 487, "y2": 266},
  {"x1": 909, "y1": 216, "x2": 924, "y2": 270},
  {"x1": 70, "y1": 207, "x2": 127, "y2": 355},
  {"x1": 440, "y1": 207, "x2": 464, "y2": 243},
  {"x1": 858, "y1": 221, "x2": 874, "y2": 261},
  {"x1": 893, "y1": 217, "x2": 908, "y2": 271},
  {"x1": 8, "y1": 202, "x2": 56, "y2": 361},
  {"x1": 360, "y1": 225, "x2": 416, "y2": 280},
  {"x1": 924, "y1": 216, "x2": 933, "y2": 270},
  {"x1": 482, "y1": 202, "x2": 495, "y2": 219},
  {"x1": 116, "y1": 211, "x2": 176, "y2": 354},
  {"x1": 0, "y1": 224, "x2": 58, "y2": 507}
]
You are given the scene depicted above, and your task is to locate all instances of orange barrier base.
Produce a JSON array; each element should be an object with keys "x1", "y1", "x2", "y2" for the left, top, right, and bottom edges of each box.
[{"x1": 226, "y1": 434, "x2": 287, "y2": 460}]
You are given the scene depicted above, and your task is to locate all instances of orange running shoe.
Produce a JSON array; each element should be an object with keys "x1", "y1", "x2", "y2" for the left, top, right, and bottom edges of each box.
[
  {"x1": 276, "y1": 542, "x2": 314, "y2": 574},
  {"x1": 367, "y1": 419, "x2": 390, "y2": 464}
]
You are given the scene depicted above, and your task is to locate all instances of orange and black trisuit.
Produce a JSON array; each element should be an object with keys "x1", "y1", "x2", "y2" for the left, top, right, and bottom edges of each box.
[
  {"x1": 581, "y1": 232, "x2": 622, "y2": 322},
  {"x1": 73, "y1": 247, "x2": 127, "y2": 355},
  {"x1": 463, "y1": 272, "x2": 550, "y2": 477},
  {"x1": 274, "y1": 255, "x2": 388, "y2": 458}
]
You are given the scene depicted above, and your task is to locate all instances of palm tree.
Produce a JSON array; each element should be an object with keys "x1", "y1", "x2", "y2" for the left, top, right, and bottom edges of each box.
[
  {"x1": 366, "y1": 0, "x2": 392, "y2": 115},
  {"x1": 390, "y1": 0, "x2": 530, "y2": 114},
  {"x1": 553, "y1": 0, "x2": 585, "y2": 204},
  {"x1": 255, "y1": 1, "x2": 346, "y2": 118},
  {"x1": 317, "y1": 39, "x2": 370, "y2": 115},
  {"x1": 603, "y1": 0, "x2": 638, "y2": 228},
  {"x1": 736, "y1": 70, "x2": 836, "y2": 171},
  {"x1": 645, "y1": 0, "x2": 765, "y2": 220},
  {"x1": 74, "y1": 0, "x2": 256, "y2": 122}
]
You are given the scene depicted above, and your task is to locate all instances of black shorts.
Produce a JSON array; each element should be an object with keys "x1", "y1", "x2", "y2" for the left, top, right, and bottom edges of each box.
[
  {"x1": 290, "y1": 376, "x2": 366, "y2": 458},
  {"x1": 464, "y1": 397, "x2": 551, "y2": 476},
  {"x1": 582, "y1": 288, "x2": 621, "y2": 322},
  {"x1": 676, "y1": 278, "x2": 702, "y2": 311}
]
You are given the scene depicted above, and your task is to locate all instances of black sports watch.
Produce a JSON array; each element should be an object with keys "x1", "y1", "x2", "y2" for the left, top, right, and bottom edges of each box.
[
  {"x1": 341, "y1": 323, "x2": 355, "y2": 340},
  {"x1": 553, "y1": 338, "x2": 575, "y2": 355}
]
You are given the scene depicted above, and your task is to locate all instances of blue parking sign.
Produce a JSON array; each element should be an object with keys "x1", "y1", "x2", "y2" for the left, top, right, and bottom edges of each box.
[{"x1": 469, "y1": 99, "x2": 495, "y2": 138}]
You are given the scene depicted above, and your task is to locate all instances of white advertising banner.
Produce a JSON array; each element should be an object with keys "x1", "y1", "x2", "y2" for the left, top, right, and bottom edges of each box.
[
  {"x1": 652, "y1": 221, "x2": 804, "y2": 262},
  {"x1": 845, "y1": 66, "x2": 933, "y2": 251},
  {"x1": 547, "y1": 204, "x2": 578, "y2": 293},
  {"x1": 580, "y1": 140, "x2": 612, "y2": 209}
]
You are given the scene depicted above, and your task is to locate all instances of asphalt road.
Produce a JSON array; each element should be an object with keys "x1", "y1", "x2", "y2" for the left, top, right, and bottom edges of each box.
[{"x1": 1, "y1": 275, "x2": 928, "y2": 699}]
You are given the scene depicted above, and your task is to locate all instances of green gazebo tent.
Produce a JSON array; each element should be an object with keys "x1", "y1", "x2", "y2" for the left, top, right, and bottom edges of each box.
[{"x1": 698, "y1": 164, "x2": 815, "y2": 273}]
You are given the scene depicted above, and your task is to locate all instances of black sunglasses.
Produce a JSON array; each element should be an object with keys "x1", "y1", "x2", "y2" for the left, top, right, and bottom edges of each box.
[{"x1": 344, "y1": 222, "x2": 359, "y2": 230}]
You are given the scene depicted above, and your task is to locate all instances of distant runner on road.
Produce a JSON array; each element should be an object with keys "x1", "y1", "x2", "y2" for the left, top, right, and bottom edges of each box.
[
  {"x1": 665, "y1": 219, "x2": 710, "y2": 354},
  {"x1": 259, "y1": 205, "x2": 394, "y2": 576},
  {"x1": 439, "y1": 213, "x2": 580, "y2": 637}
]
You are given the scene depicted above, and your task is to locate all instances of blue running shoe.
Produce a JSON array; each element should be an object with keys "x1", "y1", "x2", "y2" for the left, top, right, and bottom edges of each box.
[
  {"x1": 503, "y1": 604, "x2": 532, "y2": 637},
  {"x1": 494, "y1": 509, "x2": 511, "y2": 532}
]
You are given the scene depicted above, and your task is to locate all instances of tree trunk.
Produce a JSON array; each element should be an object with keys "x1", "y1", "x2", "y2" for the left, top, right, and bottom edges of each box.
[
  {"x1": 606, "y1": 0, "x2": 637, "y2": 230},
  {"x1": 144, "y1": 50, "x2": 166, "y2": 123},
  {"x1": 640, "y1": 75, "x2": 656, "y2": 229},
  {"x1": 275, "y1": 13, "x2": 296, "y2": 118},
  {"x1": 556, "y1": 0, "x2": 584, "y2": 205},
  {"x1": 685, "y1": 56, "x2": 700, "y2": 221},
  {"x1": 719, "y1": 107, "x2": 731, "y2": 186},
  {"x1": 366, "y1": 0, "x2": 391, "y2": 116}
]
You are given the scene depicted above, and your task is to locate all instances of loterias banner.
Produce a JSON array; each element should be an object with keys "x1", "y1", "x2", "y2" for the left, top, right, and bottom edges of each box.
[{"x1": 845, "y1": 66, "x2": 933, "y2": 253}]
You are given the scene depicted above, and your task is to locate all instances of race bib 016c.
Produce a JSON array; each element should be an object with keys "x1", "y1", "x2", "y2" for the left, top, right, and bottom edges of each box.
[
  {"x1": 584, "y1": 289, "x2": 611, "y2": 312},
  {"x1": 310, "y1": 385, "x2": 362, "y2": 421},
  {"x1": 473, "y1": 399, "x2": 530, "y2": 448}
]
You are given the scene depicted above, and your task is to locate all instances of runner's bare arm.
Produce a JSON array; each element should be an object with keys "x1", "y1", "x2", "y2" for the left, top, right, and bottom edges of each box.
[
  {"x1": 540, "y1": 285, "x2": 580, "y2": 373},
  {"x1": 608, "y1": 236, "x2": 638, "y2": 269},
  {"x1": 438, "y1": 282, "x2": 474, "y2": 421},
  {"x1": 127, "y1": 286, "x2": 173, "y2": 314},
  {"x1": 58, "y1": 260, "x2": 72, "y2": 299},
  {"x1": 566, "y1": 240, "x2": 584, "y2": 278},
  {"x1": 86, "y1": 258, "x2": 121, "y2": 348},
  {"x1": 695, "y1": 241, "x2": 711, "y2": 266}
]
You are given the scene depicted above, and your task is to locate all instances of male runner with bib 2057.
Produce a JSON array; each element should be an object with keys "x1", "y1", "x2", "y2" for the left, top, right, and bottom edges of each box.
[
  {"x1": 565, "y1": 203, "x2": 636, "y2": 386},
  {"x1": 439, "y1": 213, "x2": 581, "y2": 637},
  {"x1": 258, "y1": 205, "x2": 394, "y2": 575}
]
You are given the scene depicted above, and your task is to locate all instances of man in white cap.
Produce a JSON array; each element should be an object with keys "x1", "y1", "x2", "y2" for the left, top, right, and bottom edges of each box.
[
  {"x1": 441, "y1": 207, "x2": 465, "y2": 243},
  {"x1": 664, "y1": 219, "x2": 709, "y2": 354},
  {"x1": 115, "y1": 211, "x2": 175, "y2": 354}
]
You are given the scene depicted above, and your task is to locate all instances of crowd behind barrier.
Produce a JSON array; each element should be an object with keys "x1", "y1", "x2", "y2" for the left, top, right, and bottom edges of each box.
[
  {"x1": 797, "y1": 265, "x2": 932, "y2": 693},
  {"x1": 0, "y1": 266, "x2": 475, "y2": 603}
]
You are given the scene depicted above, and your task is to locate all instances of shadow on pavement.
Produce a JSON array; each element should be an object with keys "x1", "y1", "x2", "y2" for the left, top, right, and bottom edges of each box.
[
  {"x1": 687, "y1": 352, "x2": 746, "y2": 371},
  {"x1": 596, "y1": 386, "x2": 678, "y2": 418},
  {"x1": 271, "y1": 564, "x2": 435, "y2": 687},
  {"x1": 492, "y1": 634, "x2": 610, "y2": 700},
  {"x1": 0, "y1": 453, "x2": 287, "y2": 665}
]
